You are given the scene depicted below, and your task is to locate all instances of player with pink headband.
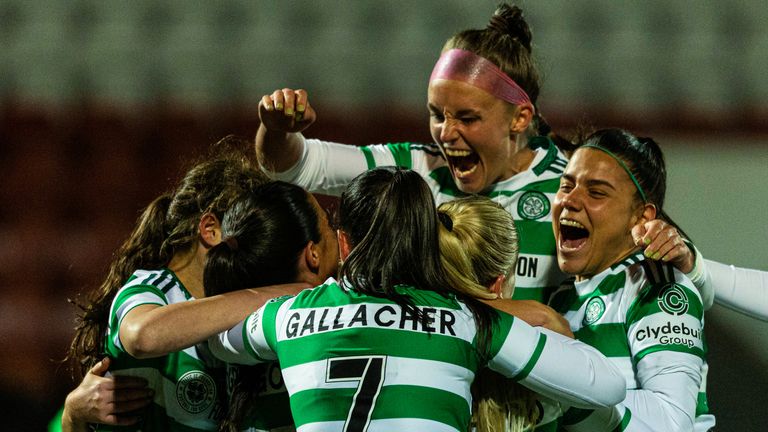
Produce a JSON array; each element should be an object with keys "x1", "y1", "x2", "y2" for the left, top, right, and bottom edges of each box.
[{"x1": 254, "y1": 3, "x2": 704, "y2": 307}]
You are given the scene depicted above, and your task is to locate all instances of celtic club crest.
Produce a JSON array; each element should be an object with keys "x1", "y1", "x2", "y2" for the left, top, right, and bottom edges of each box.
[
  {"x1": 518, "y1": 191, "x2": 550, "y2": 220},
  {"x1": 583, "y1": 297, "x2": 606, "y2": 325},
  {"x1": 176, "y1": 370, "x2": 216, "y2": 414}
]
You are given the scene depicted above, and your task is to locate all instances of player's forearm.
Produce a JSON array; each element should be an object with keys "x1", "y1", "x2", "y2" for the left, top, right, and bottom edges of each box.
[
  {"x1": 122, "y1": 284, "x2": 306, "y2": 358},
  {"x1": 496, "y1": 325, "x2": 626, "y2": 409},
  {"x1": 255, "y1": 124, "x2": 305, "y2": 173},
  {"x1": 709, "y1": 258, "x2": 768, "y2": 321},
  {"x1": 483, "y1": 299, "x2": 574, "y2": 338}
]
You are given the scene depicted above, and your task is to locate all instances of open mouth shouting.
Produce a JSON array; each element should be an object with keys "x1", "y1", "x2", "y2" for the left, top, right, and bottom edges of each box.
[
  {"x1": 444, "y1": 148, "x2": 480, "y2": 179},
  {"x1": 558, "y1": 218, "x2": 589, "y2": 252}
]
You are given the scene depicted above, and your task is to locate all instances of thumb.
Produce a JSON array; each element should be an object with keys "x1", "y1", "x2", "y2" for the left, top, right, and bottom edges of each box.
[
  {"x1": 89, "y1": 357, "x2": 111, "y2": 377},
  {"x1": 631, "y1": 223, "x2": 647, "y2": 247}
]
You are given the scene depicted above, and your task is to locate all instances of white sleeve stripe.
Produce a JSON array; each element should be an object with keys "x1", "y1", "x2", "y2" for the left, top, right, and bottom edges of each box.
[{"x1": 208, "y1": 320, "x2": 260, "y2": 365}]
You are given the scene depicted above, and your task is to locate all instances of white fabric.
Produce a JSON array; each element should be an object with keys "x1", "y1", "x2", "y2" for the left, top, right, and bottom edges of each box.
[{"x1": 707, "y1": 258, "x2": 768, "y2": 321}]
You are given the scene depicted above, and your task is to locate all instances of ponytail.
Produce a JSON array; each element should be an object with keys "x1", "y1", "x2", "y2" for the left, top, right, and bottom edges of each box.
[{"x1": 67, "y1": 193, "x2": 172, "y2": 378}]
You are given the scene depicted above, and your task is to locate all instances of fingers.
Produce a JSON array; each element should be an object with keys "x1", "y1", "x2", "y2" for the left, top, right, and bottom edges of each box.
[
  {"x1": 110, "y1": 391, "x2": 154, "y2": 414},
  {"x1": 111, "y1": 386, "x2": 154, "y2": 403},
  {"x1": 631, "y1": 224, "x2": 647, "y2": 246},
  {"x1": 88, "y1": 357, "x2": 111, "y2": 377},
  {"x1": 260, "y1": 88, "x2": 304, "y2": 115},
  {"x1": 112, "y1": 375, "x2": 150, "y2": 390},
  {"x1": 104, "y1": 412, "x2": 143, "y2": 426},
  {"x1": 638, "y1": 220, "x2": 694, "y2": 272},
  {"x1": 642, "y1": 222, "x2": 675, "y2": 260},
  {"x1": 294, "y1": 89, "x2": 308, "y2": 119}
]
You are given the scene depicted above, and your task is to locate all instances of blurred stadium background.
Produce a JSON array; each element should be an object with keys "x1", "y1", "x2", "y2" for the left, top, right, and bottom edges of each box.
[{"x1": 0, "y1": 1, "x2": 765, "y2": 430}]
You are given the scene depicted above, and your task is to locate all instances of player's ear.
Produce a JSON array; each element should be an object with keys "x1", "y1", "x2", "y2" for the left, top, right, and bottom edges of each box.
[
  {"x1": 338, "y1": 230, "x2": 352, "y2": 261},
  {"x1": 509, "y1": 104, "x2": 534, "y2": 135},
  {"x1": 199, "y1": 212, "x2": 222, "y2": 248},
  {"x1": 305, "y1": 241, "x2": 321, "y2": 272}
]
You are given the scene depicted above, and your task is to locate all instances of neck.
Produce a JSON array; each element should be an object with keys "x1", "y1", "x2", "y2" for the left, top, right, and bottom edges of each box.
[
  {"x1": 574, "y1": 245, "x2": 642, "y2": 282},
  {"x1": 295, "y1": 267, "x2": 324, "y2": 288},
  {"x1": 167, "y1": 245, "x2": 207, "y2": 299},
  {"x1": 506, "y1": 144, "x2": 536, "y2": 177}
]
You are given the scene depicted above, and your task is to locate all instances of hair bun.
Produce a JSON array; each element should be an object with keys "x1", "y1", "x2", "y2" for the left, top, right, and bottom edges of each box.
[{"x1": 486, "y1": 4, "x2": 532, "y2": 52}]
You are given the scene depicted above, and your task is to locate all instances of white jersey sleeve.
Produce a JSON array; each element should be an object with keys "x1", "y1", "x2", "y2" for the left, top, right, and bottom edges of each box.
[
  {"x1": 685, "y1": 246, "x2": 715, "y2": 310},
  {"x1": 269, "y1": 134, "x2": 371, "y2": 196},
  {"x1": 568, "y1": 351, "x2": 703, "y2": 432},
  {"x1": 208, "y1": 300, "x2": 283, "y2": 365},
  {"x1": 707, "y1": 259, "x2": 768, "y2": 321},
  {"x1": 488, "y1": 320, "x2": 626, "y2": 409}
]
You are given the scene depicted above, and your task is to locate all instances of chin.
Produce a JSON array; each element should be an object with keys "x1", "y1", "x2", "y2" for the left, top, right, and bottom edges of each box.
[{"x1": 557, "y1": 255, "x2": 583, "y2": 277}]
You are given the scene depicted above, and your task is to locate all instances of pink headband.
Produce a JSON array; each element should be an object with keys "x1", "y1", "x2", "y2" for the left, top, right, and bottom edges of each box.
[{"x1": 429, "y1": 49, "x2": 534, "y2": 112}]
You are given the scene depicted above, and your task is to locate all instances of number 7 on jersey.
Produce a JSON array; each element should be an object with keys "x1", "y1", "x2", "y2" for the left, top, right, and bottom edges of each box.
[{"x1": 326, "y1": 356, "x2": 387, "y2": 432}]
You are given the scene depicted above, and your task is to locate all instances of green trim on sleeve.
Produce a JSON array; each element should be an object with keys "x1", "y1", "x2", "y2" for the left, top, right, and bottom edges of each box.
[
  {"x1": 261, "y1": 300, "x2": 281, "y2": 352},
  {"x1": 633, "y1": 343, "x2": 706, "y2": 363},
  {"x1": 614, "y1": 407, "x2": 632, "y2": 432},
  {"x1": 386, "y1": 142, "x2": 413, "y2": 169},
  {"x1": 515, "y1": 332, "x2": 547, "y2": 381},
  {"x1": 360, "y1": 146, "x2": 376, "y2": 170},
  {"x1": 696, "y1": 391, "x2": 710, "y2": 416}
]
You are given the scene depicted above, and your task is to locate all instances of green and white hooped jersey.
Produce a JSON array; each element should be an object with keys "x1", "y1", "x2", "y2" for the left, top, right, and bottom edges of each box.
[
  {"x1": 102, "y1": 269, "x2": 226, "y2": 431},
  {"x1": 210, "y1": 277, "x2": 628, "y2": 432},
  {"x1": 272, "y1": 135, "x2": 568, "y2": 303},
  {"x1": 549, "y1": 253, "x2": 715, "y2": 431}
]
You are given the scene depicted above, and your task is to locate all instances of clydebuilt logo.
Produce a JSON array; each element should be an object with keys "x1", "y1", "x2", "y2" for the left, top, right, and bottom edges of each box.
[
  {"x1": 657, "y1": 284, "x2": 689, "y2": 316},
  {"x1": 635, "y1": 321, "x2": 701, "y2": 349}
]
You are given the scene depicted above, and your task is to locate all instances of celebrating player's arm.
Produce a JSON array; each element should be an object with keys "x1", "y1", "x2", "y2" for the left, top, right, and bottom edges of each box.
[
  {"x1": 705, "y1": 259, "x2": 768, "y2": 321},
  {"x1": 482, "y1": 298, "x2": 573, "y2": 338},
  {"x1": 256, "y1": 88, "x2": 316, "y2": 173}
]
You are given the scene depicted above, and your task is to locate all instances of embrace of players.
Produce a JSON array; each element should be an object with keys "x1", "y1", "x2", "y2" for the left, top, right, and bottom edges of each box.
[{"x1": 54, "y1": 3, "x2": 767, "y2": 432}]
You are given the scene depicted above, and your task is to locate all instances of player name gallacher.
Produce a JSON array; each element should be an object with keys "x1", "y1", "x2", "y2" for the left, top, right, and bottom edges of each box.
[{"x1": 280, "y1": 303, "x2": 463, "y2": 340}]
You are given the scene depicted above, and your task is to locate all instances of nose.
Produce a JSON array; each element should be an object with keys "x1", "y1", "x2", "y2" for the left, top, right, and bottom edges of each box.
[
  {"x1": 439, "y1": 117, "x2": 459, "y2": 144},
  {"x1": 556, "y1": 187, "x2": 582, "y2": 212}
]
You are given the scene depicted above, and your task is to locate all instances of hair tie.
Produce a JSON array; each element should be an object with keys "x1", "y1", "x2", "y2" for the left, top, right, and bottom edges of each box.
[
  {"x1": 438, "y1": 212, "x2": 453, "y2": 231},
  {"x1": 224, "y1": 236, "x2": 239, "y2": 251},
  {"x1": 581, "y1": 143, "x2": 648, "y2": 203}
]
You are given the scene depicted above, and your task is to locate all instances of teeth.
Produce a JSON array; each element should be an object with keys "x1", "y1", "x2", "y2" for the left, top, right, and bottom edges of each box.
[
  {"x1": 455, "y1": 164, "x2": 478, "y2": 178},
  {"x1": 444, "y1": 148, "x2": 473, "y2": 157},
  {"x1": 560, "y1": 219, "x2": 585, "y2": 229}
]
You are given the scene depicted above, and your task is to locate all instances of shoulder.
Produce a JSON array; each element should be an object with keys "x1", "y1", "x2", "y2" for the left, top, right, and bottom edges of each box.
[
  {"x1": 627, "y1": 260, "x2": 704, "y2": 317},
  {"x1": 112, "y1": 269, "x2": 173, "y2": 308}
]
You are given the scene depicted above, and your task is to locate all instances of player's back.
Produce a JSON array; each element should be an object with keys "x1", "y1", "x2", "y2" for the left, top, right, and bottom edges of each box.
[{"x1": 270, "y1": 278, "x2": 483, "y2": 432}]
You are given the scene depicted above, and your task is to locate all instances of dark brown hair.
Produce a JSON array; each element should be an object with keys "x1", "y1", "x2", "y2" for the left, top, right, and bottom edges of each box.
[{"x1": 66, "y1": 136, "x2": 268, "y2": 380}]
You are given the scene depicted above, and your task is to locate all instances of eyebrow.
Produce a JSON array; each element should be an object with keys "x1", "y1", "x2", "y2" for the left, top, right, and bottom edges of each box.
[
  {"x1": 562, "y1": 173, "x2": 617, "y2": 190},
  {"x1": 427, "y1": 104, "x2": 480, "y2": 117}
]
